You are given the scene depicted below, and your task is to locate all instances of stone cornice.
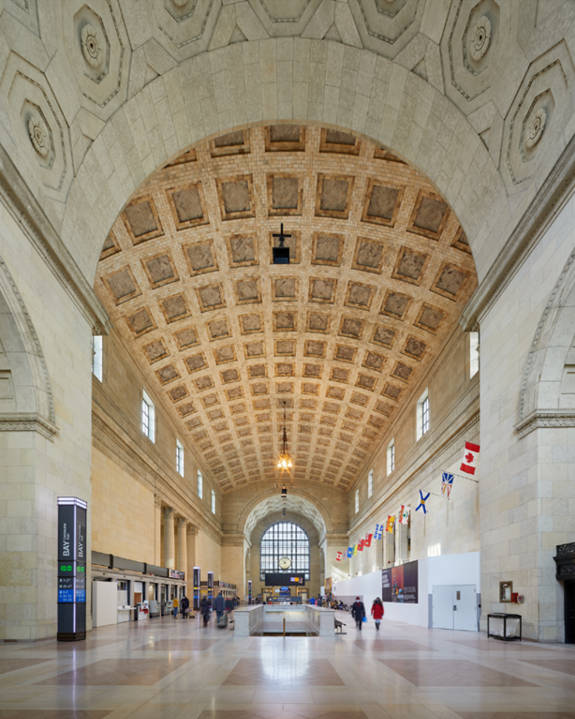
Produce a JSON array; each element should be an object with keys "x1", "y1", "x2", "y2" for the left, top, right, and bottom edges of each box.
[
  {"x1": 461, "y1": 135, "x2": 575, "y2": 330},
  {"x1": 515, "y1": 409, "x2": 575, "y2": 439},
  {"x1": 92, "y1": 401, "x2": 222, "y2": 541},
  {"x1": 0, "y1": 412, "x2": 58, "y2": 439},
  {"x1": 220, "y1": 533, "x2": 245, "y2": 547},
  {"x1": 0, "y1": 144, "x2": 110, "y2": 335}
]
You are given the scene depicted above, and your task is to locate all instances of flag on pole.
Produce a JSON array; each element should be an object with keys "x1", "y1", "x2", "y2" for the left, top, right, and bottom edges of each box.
[
  {"x1": 336, "y1": 551, "x2": 343, "y2": 562},
  {"x1": 364, "y1": 533, "x2": 373, "y2": 548},
  {"x1": 385, "y1": 515, "x2": 395, "y2": 533},
  {"x1": 347, "y1": 547, "x2": 353, "y2": 558},
  {"x1": 416, "y1": 490, "x2": 430, "y2": 513},
  {"x1": 441, "y1": 472, "x2": 454, "y2": 498},
  {"x1": 460, "y1": 441, "x2": 480, "y2": 475},
  {"x1": 398, "y1": 505, "x2": 410, "y2": 525},
  {"x1": 353, "y1": 544, "x2": 358, "y2": 556},
  {"x1": 374, "y1": 523, "x2": 384, "y2": 540}
]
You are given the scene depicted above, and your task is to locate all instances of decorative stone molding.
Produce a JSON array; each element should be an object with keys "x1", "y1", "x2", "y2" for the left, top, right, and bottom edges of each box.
[
  {"x1": 1, "y1": 54, "x2": 73, "y2": 201},
  {"x1": 0, "y1": 258, "x2": 56, "y2": 432},
  {"x1": 515, "y1": 410, "x2": 575, "y2": 439},
  {"x1": 152, "y1": 0, "x2": 222, "y2": 60},
  {"x1": 514, "y1": 242, "x2": 575, "y2": 436},
  {"x1": 461, "y1": 133, "x2": 575, "y2": 332},
  {"x1": 0, "y1": 412, "x2": 58, "y2": 439},
  {"x1": 65, "y1": 0, "x2": 130, "y2": 118},
  {"x1": 442, "y1": 0, "x2": 511, "y2": 109},
  {"x1": 349, "y1": 0, "x2": 423, "y2": 59},
  {"x1": 502, "y1": 40, "x2": 575, "y2": 189},
  {"x1": 554, "y1": 542, "x2": 575, "y2": 581},
  {"x1": 0, "y1": 143, "x2": 110, "y2": 335}
]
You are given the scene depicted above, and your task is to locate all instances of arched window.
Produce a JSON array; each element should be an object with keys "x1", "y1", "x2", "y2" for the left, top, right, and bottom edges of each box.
[{"x1": 260, "y1": 522, "x2": 310, "y2": 580}]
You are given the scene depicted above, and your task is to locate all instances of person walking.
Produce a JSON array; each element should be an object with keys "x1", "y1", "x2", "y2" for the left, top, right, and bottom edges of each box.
[
  {"x1": 371, "y1": 597, "x2": 384, "y2": 631},
  {"x1": 351, "y1": 596, "x2": 366, "y2": 630},
  {"x1": 200, "y1": 595, "x2": 211, "y2": 627},
  {"x1": 172, "y1": 595, "x2": 179, "y2": 619},
  {"x1": 180, "y1": 594, "x2": 190, "y2": 619},
  {"x1": 213, "y1": 591, "x2": 225, "y2": 621}
]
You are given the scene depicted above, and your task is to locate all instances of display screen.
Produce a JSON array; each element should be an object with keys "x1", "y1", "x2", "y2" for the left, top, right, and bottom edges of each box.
[
  {"x1": 381, "y1": 560, "x2": 418, "y2": 603},
  {"x1": 265, "y1": 573, "x2": 306, "y2": 586}
]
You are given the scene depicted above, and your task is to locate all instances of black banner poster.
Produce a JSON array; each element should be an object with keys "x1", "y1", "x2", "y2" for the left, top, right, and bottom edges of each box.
[{"x1": 381, "y1": 560, "x2": 418, "y2": 603}]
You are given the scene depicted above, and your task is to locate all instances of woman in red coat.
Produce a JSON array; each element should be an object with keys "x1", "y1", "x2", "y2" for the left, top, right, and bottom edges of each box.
[{"x1": 371, "y1": 597, "x2": 384, "y2": 631}]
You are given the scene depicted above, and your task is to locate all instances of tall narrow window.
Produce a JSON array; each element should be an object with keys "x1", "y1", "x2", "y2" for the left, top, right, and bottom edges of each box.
[
  {"x1": 211, "y1": 489, "x2": 216, "y2": 514},
  {"x1": 92, "y1": 335, "x2": 103, "y2": 382},
  {"x1": 469, "y1": 331, "x2": 479, "y2": 378},
  {"x1": 367, "y1": 469, "x2": 374, "y2": 498},
  {"x1": 197, "y1": 470, "x2": 203, "y2": 499},
  {"x1": 141, "y1": 389, "x2": 155, "y2": 442},
  {"x1": 416, "y1": 388, "x2": 429, "y2": 440},
  {"x1": 386, "y1": 439, "x2": 395, "y2": 475},
  {"x1": 354, "y1": 489, "x2": 359, "y2": 514},
  {"x1": 176, "y1": 439, "x2": 184, "y2": 477}
]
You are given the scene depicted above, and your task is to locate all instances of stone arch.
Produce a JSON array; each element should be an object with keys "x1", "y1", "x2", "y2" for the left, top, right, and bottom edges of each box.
[
  {"x1": 242, "y1": 491, "x2": 328, "y2": 543},
  {"x1": 0, "y1": 257, "x2": 56, "y2": 438},
  {"x1": 59, "y1": 37, "x2": 506, "y2": 284},
  {"x1": 516, "y1": 245, "x2": 575, "y2": 437},
  {"x1": 247, "y1": 508, "x2": 323, "y2": 599}
]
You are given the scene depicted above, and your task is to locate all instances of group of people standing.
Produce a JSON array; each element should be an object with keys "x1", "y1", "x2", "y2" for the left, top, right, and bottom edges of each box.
[
  {"x1": 350, "y1": 596, "x2": 384, "y2": 631},
  {"x1": 199, "y1": 591, "x2": 238, "y2": 627}
]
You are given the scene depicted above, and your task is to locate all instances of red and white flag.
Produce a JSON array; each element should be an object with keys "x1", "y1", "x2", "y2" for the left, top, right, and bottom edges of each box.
[
  {"x1": 460, "y1": 441, "x2": 480, "y2": 475},
  {"x1": 335, "y1": 551, "x2": 343, "y2": 562},
  {"x1": 363, "y1": 533, "x2": 373, "y2": 548}
]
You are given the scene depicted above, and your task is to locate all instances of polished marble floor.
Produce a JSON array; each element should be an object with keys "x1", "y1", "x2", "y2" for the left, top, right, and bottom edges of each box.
[{"x1": 0, "y1": 612, "x2": 574, "y2": 718}]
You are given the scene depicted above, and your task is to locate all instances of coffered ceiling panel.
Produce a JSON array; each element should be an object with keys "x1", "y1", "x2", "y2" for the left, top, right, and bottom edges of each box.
[{"x1": 96, "y1": 125, "x2": 477, "y2": 493}]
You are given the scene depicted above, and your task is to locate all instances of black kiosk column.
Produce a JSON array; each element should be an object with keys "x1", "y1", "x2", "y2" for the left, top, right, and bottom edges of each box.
[{"x1": 57, "y1": 497, "x2": 87, "y2": 641}]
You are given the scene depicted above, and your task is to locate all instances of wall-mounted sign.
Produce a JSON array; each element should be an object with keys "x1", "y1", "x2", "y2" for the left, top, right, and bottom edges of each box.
[
  {"x1": 57, "y1": 497, "x2": 87, "y2": 641},
  {"x1": 265, "y1": 573, "x2": 306, "y2": 587},
  {"x1": 168, "y1": 569, "x2": 185, "y2": 580},
  {"x1": 381, "y1": 560, "x2": 418, "y2": 604}
]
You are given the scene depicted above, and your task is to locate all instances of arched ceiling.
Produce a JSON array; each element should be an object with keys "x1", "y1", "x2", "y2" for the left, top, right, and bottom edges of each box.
[
  {"x1": 95, "y1": 124, "x2": 477, "y2": 492},
  {"x1": 244, "y1": 494, "x2": 327, "y2": 541}
]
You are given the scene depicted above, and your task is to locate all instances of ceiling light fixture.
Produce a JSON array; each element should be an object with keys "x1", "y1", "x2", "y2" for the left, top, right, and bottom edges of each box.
[
  {"x1": 276, "y1": 401, "x2": 293, "y2": 472},
  {"x1": 272, "y1": 223, "x2": 291, "y2": 264}
]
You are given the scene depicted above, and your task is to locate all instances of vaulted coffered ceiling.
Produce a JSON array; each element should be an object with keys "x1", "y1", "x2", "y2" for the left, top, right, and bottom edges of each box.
[{"x1": 95, "y1": 124, "x2": 477, "y2": 492}]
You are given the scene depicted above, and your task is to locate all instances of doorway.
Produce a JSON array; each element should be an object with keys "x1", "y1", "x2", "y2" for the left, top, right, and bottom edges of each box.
[
  {"x1": 565, "y1": 581, "x2": 575, "y2": 643},
  {"x1": 432, "y1": 584, "x2": 478, "y2": 631}
]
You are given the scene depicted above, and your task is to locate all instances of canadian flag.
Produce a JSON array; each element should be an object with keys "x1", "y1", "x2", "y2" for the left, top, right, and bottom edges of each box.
[
  {"x1": 336, "y1": 551, "x2": 343, "y2": 562},
  {"x1": 460, "y1": 441, "x2": 480, "y2": 475}
]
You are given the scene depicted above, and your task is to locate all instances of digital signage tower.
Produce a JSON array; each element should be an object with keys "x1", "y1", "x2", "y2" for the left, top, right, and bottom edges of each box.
[{"x1": 57, "y1": 497, "x2": 87, "y2": 641}]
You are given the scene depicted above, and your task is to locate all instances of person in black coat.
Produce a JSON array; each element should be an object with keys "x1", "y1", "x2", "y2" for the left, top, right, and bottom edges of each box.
[
  {"x1": 180, "y1": 594, "x2": 190, "y2": 618},
  {"x1": 351, "y1": 596, "x2": 366, "y2": 630},
  {"x1": 200, "y1": 596, "x2": 211, "y2": 627}
]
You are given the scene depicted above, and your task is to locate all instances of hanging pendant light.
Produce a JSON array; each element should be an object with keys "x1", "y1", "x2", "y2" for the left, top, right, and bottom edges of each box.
[{"x1": 276, "y1": 401, "x2": 293, "y2": 472}]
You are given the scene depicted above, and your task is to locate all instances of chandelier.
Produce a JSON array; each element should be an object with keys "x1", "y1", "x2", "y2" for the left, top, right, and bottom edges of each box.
[{"x1": 276, "y1": 401, "x2": 293, "y2": 472}]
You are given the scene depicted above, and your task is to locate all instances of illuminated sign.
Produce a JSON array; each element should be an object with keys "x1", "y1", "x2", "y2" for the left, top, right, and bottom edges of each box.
[
  {"x1": 265, "y1": 573, "x2": 306, "y2": 586},
  {"x1": 57, "y1": 497, "x2": 87, "y2": 641}
]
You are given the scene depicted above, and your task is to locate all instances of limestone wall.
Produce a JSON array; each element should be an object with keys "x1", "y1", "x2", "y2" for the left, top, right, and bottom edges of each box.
[
  {"x1": 0, "y1": 203, "x2": 93, "y2": 640},
  {"x1": 91, "y1": 446, "x2": 155, "y2": 563},
  {"x1": 479, "y1": 192, "x2": 575, "y2": 641},
  {"x1": 344, "y1": 325, "x2": 479, "y2": 579}
]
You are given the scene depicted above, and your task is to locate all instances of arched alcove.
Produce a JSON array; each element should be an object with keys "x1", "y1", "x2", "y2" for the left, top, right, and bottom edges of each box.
[{"x1": 517, "y1": 245, "x2": 575, "y2": 437}]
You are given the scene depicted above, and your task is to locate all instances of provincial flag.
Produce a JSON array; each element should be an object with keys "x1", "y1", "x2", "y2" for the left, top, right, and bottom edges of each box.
[
  {"x1": 441, "y1": 472, "x2": 454, "y2": 498},
  {"x1": 374, "y1": 523, "x2": 384, "y2": 540},
  {"x1": 347, "y1": 547, "x2": 353, "y2": 558},
  {"x1": 353, "y1": 544, "x2": 358, "y2": 556},
  {"x1": 416, "y1": 489, "x2": 430, "y2": 513},
  {"x1": 398, "y1": 505, "x2": 410, "y2": 525},
  {"x1": 364, "y1": 533, "x2": 373, "y2": 548},
  {"x1": 385, "y1": 515, "x2": 395, "y2": 533},
  {"x1": 357, "y1": 539, "x2": 364, "y2": 552},
  {"x1": 460, "y1": 441, "x2": 480, "y2": 475},
  {"x1": 336, "y1": 551, "x2": 343, "y2": 562}
]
